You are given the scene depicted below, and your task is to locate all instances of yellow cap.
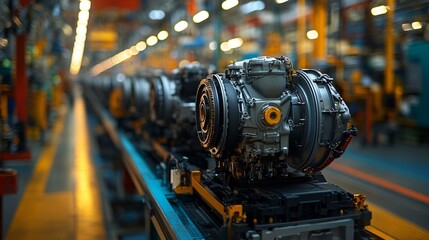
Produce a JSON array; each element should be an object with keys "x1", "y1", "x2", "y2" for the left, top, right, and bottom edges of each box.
[{"x1": 263, "y1": 106, "x2": 281, "y2": 126}]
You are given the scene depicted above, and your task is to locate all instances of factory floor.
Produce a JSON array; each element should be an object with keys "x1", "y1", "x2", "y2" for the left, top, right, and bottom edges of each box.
[
  {"x1": 1, "y1": 91, "x2": 106, "y2": 240},
  {"x1": 2, "y1": 90, "x2": 429, "y2": 239},
  {"x1": 325, "y1": 139, "x2": 429, "y2": 239}
]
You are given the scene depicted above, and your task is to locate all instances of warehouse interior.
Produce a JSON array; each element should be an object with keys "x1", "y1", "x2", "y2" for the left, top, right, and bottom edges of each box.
[{"x1": 1, "y1": 0, "x2": 429, "y2": 239}]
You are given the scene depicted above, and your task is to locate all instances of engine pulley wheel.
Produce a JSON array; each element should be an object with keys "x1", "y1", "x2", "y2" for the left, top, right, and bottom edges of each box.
[
  {"x1": 196, "y1": 79, "x2": 219, "y2": 150},
  {"x1": 195, "y1": 75, "x2": 241, "y2": 158}
]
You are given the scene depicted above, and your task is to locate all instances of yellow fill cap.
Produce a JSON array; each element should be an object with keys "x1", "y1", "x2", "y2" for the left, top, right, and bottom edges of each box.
[{"x1": 264, "y1": 106, "x2": 281, "y2": 126}]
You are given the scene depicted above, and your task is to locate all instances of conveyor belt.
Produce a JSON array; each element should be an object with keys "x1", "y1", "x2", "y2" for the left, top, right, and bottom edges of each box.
[{"x1": 85, "y1": 87, "x2": 203, "y2": 240}]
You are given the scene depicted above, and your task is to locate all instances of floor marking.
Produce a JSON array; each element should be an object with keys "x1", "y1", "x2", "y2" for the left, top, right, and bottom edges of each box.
[
  {"x1": 329, "y1": 162, "x2": 429, "y2": 239},
  {"x1": 7, "y1": 94, "x2": 107, "y2": 240},
  {"x1": 365, "y1": 226, "x2": 395, "y2": 240},
  {"x1": 6, "y1": 107, "x2": 75, "y2": 240},
  {"x1": 330, "y1": 162, "x2": 429, "y2": 205},
  {"x1": 74, "y1": 96, "x2": 106, "y2": 240},
  {"x1": 367, "y1": 201, "x2": 429, "y2": 239}
]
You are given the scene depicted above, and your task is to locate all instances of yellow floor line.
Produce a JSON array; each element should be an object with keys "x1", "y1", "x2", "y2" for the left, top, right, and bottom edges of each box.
[
  {"x1": 6, "y1": 106, "x2": 75, "y2": 240},
  {"x1": 366, "y1": 226, "x2": 395, "y2": 240},
  {"x1": 74, "y1": 96, "x2": 106, "y2": 240},
  {"x1": 367, "y1": 201, "x2": 429, "y2": 240},
  {"x1": 7, "y1": 95, "x2": 107, "y2": 240}
]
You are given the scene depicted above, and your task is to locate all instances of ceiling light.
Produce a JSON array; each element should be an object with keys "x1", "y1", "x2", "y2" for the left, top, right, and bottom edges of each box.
[
  {"x1": 209, "y1": 41, "x2": 217, "y2": 50},
  {"x1": 220, "y1": 42, "x2": 231, "y2": 52},
  {"x1": 402, "y1": 23, "x2": 412, "y2": 31},
  {"x1": 149, "y1": 10, "x2": 165, "y2": 20},
  {"x1": 112, "y1": 55, "x2": 120, "y2": 64},
  {"x1": 124, "y1": 49, "x2": 132, "y2": 58},
  {"x1": 412, "y1": 21, "x2": 422, "y2": 29},
  {"x1": 130, "y1": 46, "x2": 139, "y2": 56},
  {"x1": 307, "y1": 30, "x2": 318, "y2": 39},
  {"x1": 193, "y1": 10, "x2": 209, "y2": 23},
  {"x1": 136, "y1": 41, "x2": 147, "y2": 51},
  {"x1": 222, "y1": 0, "x2": 239, "y2": 11},
  {"x1": 78, "y1": 11, "x2": 89, "y2": 21},
  {"x1": 70, "y1": 1, "x2": 90, "y2": 75},
  {"x1": 240, "y1": 1, "x2": 265, "y2": 14},
  {"x1": 174, "y1": 20, "x2": 188, "y2": 32},
  {"x1": 157, "y1": 30, "x2": 169, "y2": 40},
  {"x1": 76, "y1": 25, "x2": 87, "y2": 35},
  {"x1": 146, "y1": 35, "x2": 158, "y2": 46},
  {"x1": 77, "y1": 19, "x2": 88, "y2": 27},
  {"x1": 276, "y1": 0, "x2": 289, "y2": 3},
  {"x1": 79, "y1": 0, "x2": 91, "y2": 11},
  {"x1": 371, "y1": 5, "x2": 388, "y2": 16},
  {"x1": 75, "y1": 34, "x2": 86, "y2": 43},
  {"x1": 227, "y1": 37, "x2": 243, "y2": 48},
  {"x1": 118, "y1": 51, "x2": 129, "y2": 61}
]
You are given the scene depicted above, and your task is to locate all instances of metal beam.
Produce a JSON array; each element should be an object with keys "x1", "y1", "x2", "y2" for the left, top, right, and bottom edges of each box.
[
  {"x1": 385, "y1": 0, "x2": 395, "y2": 94},
  {"x1": 313, "y1": 0, "x2": 327, "y2": 61},
  {"x1": 297, "y1": 0, "x2": 307, "y2": 68}
]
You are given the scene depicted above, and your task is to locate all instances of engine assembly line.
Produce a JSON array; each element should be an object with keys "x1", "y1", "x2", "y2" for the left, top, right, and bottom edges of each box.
[{"x1": 81, "y1": 56, "x2": 373, "y2": 239}]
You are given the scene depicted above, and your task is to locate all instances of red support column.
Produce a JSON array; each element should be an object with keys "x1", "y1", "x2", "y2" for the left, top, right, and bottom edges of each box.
[
  {"x1": 15, "y1": 0, "x2": 32, "y2": 121},
  {"x1": 11, "y1": 0, "x2": 32, "y2": 154},
  {"x1": 14, "y1": 34, "x2": 28, "y2": 123}
]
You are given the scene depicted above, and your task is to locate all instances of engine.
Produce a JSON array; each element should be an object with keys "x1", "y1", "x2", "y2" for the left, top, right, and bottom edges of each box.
[
  {"x1": 118, "y1": 75, "x2": 151, "y2": 120},
  {"x1": 195, "y1": 56, "x2": 356, "y2": 182},
  {"x1": 150, "y1": 64, "x2": 208, "y2": 146}
]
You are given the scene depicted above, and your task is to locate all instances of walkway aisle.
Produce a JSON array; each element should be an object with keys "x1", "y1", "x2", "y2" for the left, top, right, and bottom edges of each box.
[
  {"x1": 6, "y1": 88, "x2": 106, "y2": 240},
  {"x1": 73, "y1": 89, "x2": 106, "y2": 240}
]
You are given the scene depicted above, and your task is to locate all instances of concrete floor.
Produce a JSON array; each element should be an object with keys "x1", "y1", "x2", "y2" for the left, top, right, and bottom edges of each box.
[
  {"x1": 2, "y1": 94, "x2": 106, "y2": 240},
  {"x1": 324, "y1": 139, "x2": 429, "y2": 239}
]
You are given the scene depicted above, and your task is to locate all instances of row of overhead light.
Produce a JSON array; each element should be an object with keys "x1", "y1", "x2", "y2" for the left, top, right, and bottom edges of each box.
[
  {"x1": 90, "y1": 30, "x2": 169, "y2": 76},
  {"x1": 91, "y1": 1, "x2": 421, "y2": 76},
  {"x1": 150, "y1": 0, "x2": 286, "y2": 53},
  {"x1": 371, "y1": 4, "x2": 424, "y2": 32},
  {"x1": 215, "y1": 29, "x2": 319, "y2": 54},
  {"x1": 221, "y1": 0, "x2": 272, "y2": 13},
  {"x1": 222, "y1": 0, "x2": 239, "y2": 10},
  {"x1": 70, "y1": 0, "x2": 91, "y2": 75},
  {"x1": 174, "y1": 10, "x2": 210, "y2": 32},
  {"x1": 80, "y1": 0, "x2": 420, "y2": 76},
  {"x1": 92, "y1": 0, "x2": 267, "y2": 71},
  {"x1": 91, "y1": 8, "x2": 212, "y2": 76},
  {"x1": 402, "y1": 21, "x2": 422, "y2": 31},
  {"x1": 174, "y1": 0, "x2": 288, "y2": 53},
  {"x1": 370, "y1": 5, "x2": 389, "y2": 16},
  {"x1": 219, "y1": 37, "x2": 244, "y2": 52},
  {"x1": 91, "y1": 0, "x2": 292, "y2": 75}
]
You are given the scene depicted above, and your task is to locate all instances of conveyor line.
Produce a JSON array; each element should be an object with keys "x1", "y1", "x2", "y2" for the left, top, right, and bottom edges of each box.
[
  {"x1": 84, "y1": 87, "x2": 203, "y2": 240},
  {"x1": 84, "y1": 85, "x2": 393, "y2": 239}
]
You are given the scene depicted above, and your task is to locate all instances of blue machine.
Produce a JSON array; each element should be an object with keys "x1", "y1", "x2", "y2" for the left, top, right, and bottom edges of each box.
[{"x1": 406, "y1": 41, "x2": 429, "y2": 128}]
